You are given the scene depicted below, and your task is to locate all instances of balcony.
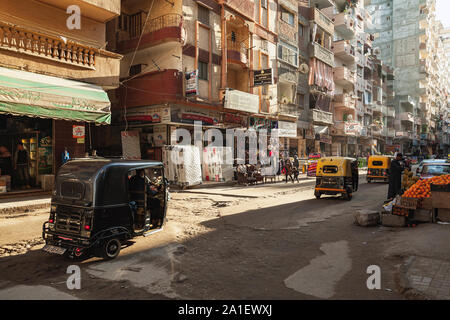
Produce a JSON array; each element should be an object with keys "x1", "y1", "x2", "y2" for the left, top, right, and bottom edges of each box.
[
  {"x1": 310, "y1": 108, "x2": 333, "y2": 125},
  {"x1": 396, "y1": 131, "x2": 412, "y2": 139},
  {"x1": 279, "y1": 104, "x2": 301, "y2": 117},
  {"x1": 333, "y1": 12, "x2": 355, "y2": 40},
  {"x1": 334, "y1": 93, "x2": 355, "y2": 111},
  {"x1": 310, "y1": 8, "x2": 334, "y2": 36},
  {"x1": 372, "y1": 104, "x2": 383, "y2": 114},
  {"x1": 38, "y1": 0, "x2": 120, "y2": 22},
  {"x1": 399, "y1": 112, "x2": 414, "y2": 123},
  {"x1": 310, "y1": 0, "x2": 335, "y2": 9},
  {"x1": 334, "y1": 66, "x2": 355, "y2": 88},
  {"x1": 227, "y1": 42, "x2": 249, "y2": 68},
  {"x1": 387, "y1": 128, "x2": 395, "y2": 138},
  {"x1": 117, "y1": 14, "x2": 184, "y2": 53},
  {"x1": 387, "y1": 107, "x2": 395, "y2": 118},
  {"x1": 332, "y1": 40, "x2": 355, "y2": 62},
  {"x1": 310, "y1": 42, "x2": 334, "y2": 67},
  {"x1": 0, "y1": 21, "x2": 121, "y2": 88}
]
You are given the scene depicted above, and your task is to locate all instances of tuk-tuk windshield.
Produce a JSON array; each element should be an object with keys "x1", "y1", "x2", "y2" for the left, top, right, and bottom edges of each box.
[
  {"x1": 323, "y1": 165, "x2": 338, "y2": 174},
  {"x1": 371, "y1": 161, "x2": 384, "y2": 166}
]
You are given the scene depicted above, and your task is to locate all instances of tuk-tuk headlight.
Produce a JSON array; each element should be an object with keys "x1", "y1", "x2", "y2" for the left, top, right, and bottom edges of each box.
[{"x1": 50, "y1": 204, "x2": 57, "y2": 213}]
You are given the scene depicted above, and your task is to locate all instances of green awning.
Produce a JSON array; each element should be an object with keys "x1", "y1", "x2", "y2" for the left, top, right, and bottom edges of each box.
[{"x1": 0, "y1": 66, "x2": 111, "y2": 124}]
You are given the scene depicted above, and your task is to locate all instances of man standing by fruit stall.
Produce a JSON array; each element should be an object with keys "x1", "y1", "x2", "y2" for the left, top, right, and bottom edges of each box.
[{"x1": 387, "y1": 153, "x2": 405, "y2": 200}]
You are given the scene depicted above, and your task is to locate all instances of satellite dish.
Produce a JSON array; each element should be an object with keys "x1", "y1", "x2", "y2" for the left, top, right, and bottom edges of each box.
[
  {"x1": 299, "y1": 63, "x2": 309, "y2": 74},
  {"x1": 347, "y1": 114, "x2": 353, "y2": 121}
]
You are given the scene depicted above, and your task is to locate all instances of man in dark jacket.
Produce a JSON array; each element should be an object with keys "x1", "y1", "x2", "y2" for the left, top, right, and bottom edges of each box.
[
  {"x1": 14, "y1": 143, "x2": 30, "y2": 189},
  {"x1": 387, "y1": 153, "x2": 404, "y2": 200}
]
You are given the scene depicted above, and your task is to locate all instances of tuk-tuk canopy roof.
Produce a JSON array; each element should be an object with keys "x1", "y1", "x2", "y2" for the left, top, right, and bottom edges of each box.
[
  {"x1": 316, "y1": 157, "x2": 357, "y2": 177},
  {"x1": 54, "y1": 158, "x2": 164, "y2": 207}
]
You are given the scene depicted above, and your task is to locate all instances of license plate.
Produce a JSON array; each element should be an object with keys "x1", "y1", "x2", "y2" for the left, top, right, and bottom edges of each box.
[{"x1": 42, "y1": 244, "x2": 67, "y2": 255}]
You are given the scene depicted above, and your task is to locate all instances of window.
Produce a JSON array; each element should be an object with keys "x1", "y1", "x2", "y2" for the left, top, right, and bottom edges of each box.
[
  {"x1": 198, "y1": 61, "x2": 208, "y2": 80},
  {"x1": 323, "y1": 166, "x2": 338, "y2": 174},
  {"x1": 261, "y1": 0, "x2": 267, "y2": 9},
  {"x1": 198, "y1": 5, "x2": 210, "y2": 25},
  {"x1": 299, "y1": 24, "x2": 304, "y2": 38},
  {"x1": 281, "y1": 7, "x2": 294, "y2": 26},
  {"x1": 277, "y1": 41, "x2": 299, "y2": 67},
  {"x1": 372, "y1": 161, "x2": 383, "y2": 166},
  {"x1": 297, "y1": 93, "x2": 305, "y2": 107}
]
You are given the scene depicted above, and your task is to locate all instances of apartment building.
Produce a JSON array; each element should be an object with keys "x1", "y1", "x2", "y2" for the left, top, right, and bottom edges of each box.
[
  {"x1": 101, "y1": 0, "x2": 288, "y2": 160},
  {"x1": 0, "y1": 0, "x2": 121, "y2": 192},
  {"x1": 366, "y1": 0, "x2": 450, "y2": 155},
  {"x1": 306, "y1": 0, "x2": 335, "y2": 156}
]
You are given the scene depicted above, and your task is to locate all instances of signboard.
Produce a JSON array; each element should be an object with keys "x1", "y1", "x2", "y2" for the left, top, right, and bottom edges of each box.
[
  {"x1": 277, "y1": 121, "x2": 297, "y2": 138},
  {"x1": 72, "y1": 125, "x2": 85, "y2": 139},
  {"x1": 224, "y1": 89, "x2": 260, "y2": 114},
  {"x1": 385, "y1": 145, "x2": 401, "y2": 153},
  {"x1": 249, "y1": 117, "x2": 278, "y2": 133},
  {"x1": 152, "y1": 125, "x2": 167, "y2": 147},
  {"x1": 223, "y1": 113, "x2": 247, "y2": 127},
  {"x1": 319, "y1": 134, "x2": 332, "y2": 144},
  {"x1": 253, "y1": 68, "x2": 273, "y2": 86},
  {"x1": 125, "y1": 106, "x2": 170, "y2": 124},
  {"x1": 121, "y1": 131, "x2": 141, "y2": 160},
  {"x1": 171, "y1": 106, "x2": 221, "y2": 126},
  {"x1": 344, "y1": 122, "x2": 361, "y2": 135},
  {"x1": 185, "y1": 70, "x2": 198, "y2": 96}
]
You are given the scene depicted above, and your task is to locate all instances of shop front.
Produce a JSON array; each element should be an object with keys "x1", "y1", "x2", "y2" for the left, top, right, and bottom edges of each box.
[{"x1": 0, "y1": 66, "x2": 111, "y2": 195}]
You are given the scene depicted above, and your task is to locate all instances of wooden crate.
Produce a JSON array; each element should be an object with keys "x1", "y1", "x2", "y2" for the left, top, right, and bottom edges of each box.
[
  {"x1": 392, "y1": 205, "x2": 410, "y2": 217},
  {"x1": 399, "y1": 197, "x2": 419, "y2": 209},
  {"x1": 419, "y1": 197, "x2": 433, "y2": 210}
]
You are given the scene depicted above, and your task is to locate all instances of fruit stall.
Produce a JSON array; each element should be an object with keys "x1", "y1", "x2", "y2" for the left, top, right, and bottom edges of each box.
[{"x1": 382, "y1": 174, "x2": 450, "y2": 227}]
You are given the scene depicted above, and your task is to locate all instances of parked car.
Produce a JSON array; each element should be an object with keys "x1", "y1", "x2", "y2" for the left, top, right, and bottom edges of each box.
[
  {"x1": 419, "y1": 162, "x2": 450, "y2": 180},
  {"x1": 412, "y1": 159, "x2": 448, "y2": 177}
]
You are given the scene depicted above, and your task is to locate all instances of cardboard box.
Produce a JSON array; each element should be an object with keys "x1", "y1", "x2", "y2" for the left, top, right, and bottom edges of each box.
[
  {"x1": 431, "y1": 191, "x2": 450, "y2": 209},
  {"x1": 0, "y1": 186, "x2": 6, "y2": 193},
  {"x1": 40, "y1": 174, "x2": 55, "y2": 191},
  {"x1": 353, "y1": 210, "x2": 380, "y2": 227},
  {"x1": 381, "y1": 213, "x2": 406, "y2": 227},
  {"x1": 437, "y1": 208, "x2": 450, "y2": 223}
]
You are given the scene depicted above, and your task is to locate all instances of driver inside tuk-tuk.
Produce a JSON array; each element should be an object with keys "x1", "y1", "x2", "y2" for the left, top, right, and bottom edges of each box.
[{"x1": 129, "y1": 169, "x2": 163, "y2": 228}]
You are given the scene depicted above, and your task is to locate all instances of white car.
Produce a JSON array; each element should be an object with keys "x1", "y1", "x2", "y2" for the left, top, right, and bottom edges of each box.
[
  {"x1": 418, "y1": 162, "x2": 450, "y2": 179},
  {"x1": 412, "y1": 159, "x2": 447, "y2": 177}
]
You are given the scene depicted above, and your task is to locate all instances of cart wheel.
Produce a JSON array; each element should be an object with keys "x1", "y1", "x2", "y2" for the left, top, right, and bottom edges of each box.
[{"x1": 101, "y1": 238, "x2": 121, "y2": 260}]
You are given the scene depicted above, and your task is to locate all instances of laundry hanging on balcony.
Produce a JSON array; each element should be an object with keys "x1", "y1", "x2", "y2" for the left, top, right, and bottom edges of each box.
[
  {"x1": 0, "y1": 66, "x2": 111, "y2": 124},
  {"x1": 308, "y1": 58, "x2": 335, "y2": 95}
]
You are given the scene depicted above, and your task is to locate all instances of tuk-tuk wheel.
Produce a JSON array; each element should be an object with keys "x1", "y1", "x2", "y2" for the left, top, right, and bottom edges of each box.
[
  {"x1": 101, "y1": 238, "x2": 121, "y2": 260},
  {"x1": 314, "y1": 192, "x2": 321, "y2": 199},
  {"x1": 367, "y1": 179, "x2": 371, "y2": 183}
]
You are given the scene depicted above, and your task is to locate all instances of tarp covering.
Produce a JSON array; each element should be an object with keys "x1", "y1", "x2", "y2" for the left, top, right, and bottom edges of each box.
[{"x1": 0, "y1": 66, "x2": 111, "y2": 124}]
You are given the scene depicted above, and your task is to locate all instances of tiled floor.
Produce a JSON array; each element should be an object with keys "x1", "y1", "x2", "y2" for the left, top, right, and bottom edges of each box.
[{"x1": 407, "y1": 256, "x2": 450, "y2": 300}]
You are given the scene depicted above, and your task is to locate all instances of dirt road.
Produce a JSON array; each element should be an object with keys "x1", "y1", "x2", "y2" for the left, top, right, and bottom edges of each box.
[{"x1": 0, "y1": 178, "x2": 449, "y2": 299}]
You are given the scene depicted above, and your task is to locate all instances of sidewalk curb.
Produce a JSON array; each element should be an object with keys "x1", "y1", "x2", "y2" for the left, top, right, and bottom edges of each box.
[
  {"x1": 0, "y1": 202, "x2": 50, "y2": 215},
  {"x1": 394, "y1": 255, "x2": 432, "y2": 300}
]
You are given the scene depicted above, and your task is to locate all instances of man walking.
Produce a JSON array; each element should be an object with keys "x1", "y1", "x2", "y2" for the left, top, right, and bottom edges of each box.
[
  {"x1": 14, "y1": 142, "x2": 30, "y2": 189},
  {"x1": 387, "y1": 153, "x2": 404, "y2": 200}
]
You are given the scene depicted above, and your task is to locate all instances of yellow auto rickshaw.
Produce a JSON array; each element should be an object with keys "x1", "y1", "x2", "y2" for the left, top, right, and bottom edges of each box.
[
  {"x1": 314, "y1": 157, "x2": 359, "y2": 201},
  {"x1": 367, "y1": 155, "x2": 393, "y2": 183}
]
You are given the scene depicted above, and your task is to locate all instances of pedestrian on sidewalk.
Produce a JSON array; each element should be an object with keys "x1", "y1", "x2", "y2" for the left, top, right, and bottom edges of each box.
[
  {"x1": 14, "y1": 142, "x2": 30, "y2": 189},
  {"x1": 0, "y1": 145, "x2": 12, "y2": 176}
]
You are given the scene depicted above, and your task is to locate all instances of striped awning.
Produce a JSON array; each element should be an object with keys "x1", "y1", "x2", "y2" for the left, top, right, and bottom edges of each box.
[{"x1": 0, "y1": 66, "x2": 111, "y2": 124}]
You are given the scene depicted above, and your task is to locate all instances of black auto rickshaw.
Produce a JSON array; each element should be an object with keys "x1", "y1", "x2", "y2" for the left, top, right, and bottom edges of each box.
[
  {"x1": 42, "y1": 158, "x2": 169, "y2": 260},
  {"x1": 314, "y1": 157, "x2": 359, "y2": 201}
]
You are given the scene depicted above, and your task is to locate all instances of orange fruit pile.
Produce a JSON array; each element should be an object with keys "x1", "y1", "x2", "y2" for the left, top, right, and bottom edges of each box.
[{"x1": 403, "y1": 174, "x2": 450, "y2": 199}]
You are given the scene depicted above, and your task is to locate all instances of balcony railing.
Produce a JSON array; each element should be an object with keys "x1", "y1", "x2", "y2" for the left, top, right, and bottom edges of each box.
[
  {"x1": 334, "y1": 66, "x2": 355, "y2": 87},
  {"x1": 396, "y1": 131, "x2": 412, "y2": 139},
  {"x1": 279, "y1": 103, "x2": 301, "y2": 116},
  {"x1": 332, "y1": 40, "x2": 355, "y2": 62},
  {"x1": 310, "y1": 42, "x2": 334, "y2": 67},
  {"x1": 334, "y1": 93, "x2": 355, "y2": 110},
  {"x1": 399, "y1": 112, "x2": 414, "y2": 123},
  {"x1": 131, "y1": 13, "x2": 183, "y2": 40},
  {"x1": 0, "y1": 21, "x2": 98, "y2": 69},
  {"x1": 311, "y1": 7, "x2": 334, "y2": 35},
  {"x1": 333, "y1": 12, "x2": 355, "y2": 39},
  {"x1": 310, "y1": 108, "x2": 333, "y2": 125},
  {"x1": 227, "y1": 41, "x2": 249, "y2": 67}
]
